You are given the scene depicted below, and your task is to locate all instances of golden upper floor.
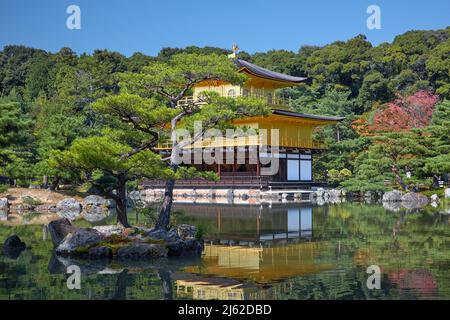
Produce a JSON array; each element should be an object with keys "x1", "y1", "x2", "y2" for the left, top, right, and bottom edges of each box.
[{"x1": 159, "y1": 55, "x2": 344, "y2": 151}]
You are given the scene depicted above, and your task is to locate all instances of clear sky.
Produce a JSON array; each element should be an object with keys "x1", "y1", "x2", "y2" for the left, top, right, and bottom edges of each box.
[{"x1": 1, "y1": 0, "x2": 449, "y2": 56}]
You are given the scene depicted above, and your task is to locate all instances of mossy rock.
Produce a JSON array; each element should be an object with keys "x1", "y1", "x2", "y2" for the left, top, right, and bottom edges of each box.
[{"x1": 117, "y1": 243, "x2": 167, "y2": 259}]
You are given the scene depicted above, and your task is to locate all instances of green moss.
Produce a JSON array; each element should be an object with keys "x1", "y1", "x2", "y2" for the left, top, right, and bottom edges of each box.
[
  {"x1": 98, "y1": 243, "x2": 125, "y2": 255},
  {"x1": 143, "y1": 238, "x2": 165, "y2": 245},
  {"x1": 73, "y1": 246, "x2": 90, "y2": 255},
  {"x1": 72, "y1": 220, "x2": 93, "y2": 228},
  {"x1": 95, "y1": 234, "x2": 132, "y2": 255},
  {"x1": 22, "y1": 197, "x2": 43, "y2": 206}
]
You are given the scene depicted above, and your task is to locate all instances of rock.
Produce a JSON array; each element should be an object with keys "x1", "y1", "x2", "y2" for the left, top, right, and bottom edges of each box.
[
  {"x1": 3, "y1": 235, "x2": 26, "y2": 259},
  {"x1": 48, "y1": 218, "x2": 78, "y2": 247},
  {"x1": 21, "y1": 195, "x2": 36, "y2": 203},
  {"x1": 315, "y1": 188, "x2": 325, "y2": 198},
  {"x1": 56, "y1": 198, "x2": 82, "y2": 220},
  {"x1": 328, "y1": 189, "x2": 343, "y2": 199},
  {"x1": 0, "y1": 197, "x2": 9, "y2": 210},
  {"x1": 445, "y1": 188, "x2": 450, "y2": 199},
  {"x1": 83, "y1": 211, "x2": 114, "y2": 223},
  {"x1": 88, "y1": 246, "x2": 113, "y2": 259},
  {"x1": 48, "y1": 254, "x2": 108, "y2": 275},
  {"x1": 128, "y1": 190, "x2": 143, "y2": 208},
  {"x1": 93, "y1": 225, "x2": 124, "y2": 237},
  {"x1": 0, "y1": 210, "x2": 7, "y2": 221},
  {"x1": 176, "y1": 224, "x2": 197, "y2": 239},
  {"x1": 117, "y1": 243, "x2": 167, "y2": 259},
  {"x1": 315, "y1": 197, "x2": 325, "y2": 206},
  {"x1": 383, "y1": 201, "x2": 402, "y2": 212},
  {"x1": 55, "y1": 228, "x2": 104, "y2": 255},
  {"x1": 182, "y1": 239, "x2": 203, "y2": 255},
  {"x1": 401, "y1": 192, "x2": 429, "y2": 209},
  {"x1": 167, "y1": 239, "x2": 203, "y2": 257},
  {"x1": 83, "y1": 195, "x2": 115, "y2": 211},
  {"x1": 382, "y1": 190, "x2": 403, "y2": 202},
  {"x1": 17, "y1": 204, "x2": 35, "y2": 212},
  {"x1": 3, "y1": 235, "x2": 26, "y2": 249},
  {"x1": 166, "y1": 240, "x2": 184, "y2": 256},
  {"x1": 82, "y1": 195, "x2": 115, "y2": 222},
  {"x1": 148, "y1": 228, "x2": 180, "y2": 242},
  {"x1": 47, "y1": 218, "x2": 77, "y2": 247},
  {"x1": 364, "y1": 191, "x2": 376, "y2": 199},
  {"x1": 430, "y1": 194, "x2": 440, "y2": 203}
]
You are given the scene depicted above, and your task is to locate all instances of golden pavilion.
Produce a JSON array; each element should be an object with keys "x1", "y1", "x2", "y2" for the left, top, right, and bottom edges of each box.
[{"x1": 153, "y1": 49, "x2": 343, "y2": 189}]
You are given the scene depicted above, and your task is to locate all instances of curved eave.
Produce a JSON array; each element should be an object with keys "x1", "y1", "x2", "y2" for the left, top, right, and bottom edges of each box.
[
  {"x1": 238, "y1": 67, "x2": 306, "y2": 87},
  {"x1": 272, "y1": 109, "x2": 345, "y2": 123},
  {"x1": 235, "y1": 59, "x2": 307, "y2": 87}
]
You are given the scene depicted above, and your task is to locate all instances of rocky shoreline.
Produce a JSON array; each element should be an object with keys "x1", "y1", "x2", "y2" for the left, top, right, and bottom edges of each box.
[
  {"x1": 47, "y1": 218, "x2": 203, "y2": 260},
  {"x1": 1, "y1": 187, "x2": 450, "y2": 218}
]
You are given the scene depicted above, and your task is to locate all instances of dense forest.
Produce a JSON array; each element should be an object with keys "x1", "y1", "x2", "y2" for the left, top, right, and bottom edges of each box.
[{"x1": 0, "y1": 27, "x2": 449, "y2": 194}]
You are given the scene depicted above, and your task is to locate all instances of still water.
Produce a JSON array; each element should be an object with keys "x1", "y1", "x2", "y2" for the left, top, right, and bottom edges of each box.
[{"x1": 0, "y1": 202, "x2": 449, "y2": 300}]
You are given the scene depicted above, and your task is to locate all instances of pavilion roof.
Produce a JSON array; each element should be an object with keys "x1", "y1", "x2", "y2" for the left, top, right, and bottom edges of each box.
[{"x1": 235, "y1": 58, "x2": 307, "y2": 84}]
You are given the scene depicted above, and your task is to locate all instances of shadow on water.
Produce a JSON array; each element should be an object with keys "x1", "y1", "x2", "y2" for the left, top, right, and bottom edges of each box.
[{"x1": 0, "y1": 201, "x2": 449, "y2": 300}]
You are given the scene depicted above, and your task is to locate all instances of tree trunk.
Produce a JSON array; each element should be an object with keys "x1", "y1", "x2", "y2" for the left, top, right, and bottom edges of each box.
[
  {"x1": 50, "y1": 177, "x2": 59, "y2": 191},
  {"x1": 432, "y1": 174, "x2": 440, "y2": 189},
  {"x1": 42, "y1": 175, "x2": 48, "y2": 188},
  {"x1": 156, "y1": 164, "x2": 177, "y2": 230},
  {"x1": 158, "y1": 268, "x2": 173, "y2": 300},
  {"x1": 391, "y1": 165, "x2": 408, "y2": 191},
  {"x1": 111, "y1": 269, "x2": 128, "y2": 300},
  {"x1": 115, "y1": 173, "x2": 130, "y2": 228},
  {"x1": 156, "y1": 115, "x2": 181, "y2": 230}
]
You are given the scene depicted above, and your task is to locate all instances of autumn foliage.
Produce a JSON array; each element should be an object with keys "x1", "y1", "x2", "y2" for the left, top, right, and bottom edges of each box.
[
  {"x1": 365, "y1": 91, "x2": 439, "y2": 133},
  {"x1": 352, "y1": 91, "x2": 439, "y2": 135}
]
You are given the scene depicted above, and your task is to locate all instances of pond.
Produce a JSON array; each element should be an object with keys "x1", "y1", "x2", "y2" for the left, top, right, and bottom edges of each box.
[{"x1": 0, "y1": 202, "x2": 449, "y2": 300}]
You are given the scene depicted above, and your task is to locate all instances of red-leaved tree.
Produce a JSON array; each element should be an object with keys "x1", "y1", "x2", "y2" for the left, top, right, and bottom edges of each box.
[{"x1": 368, "y1": 90, "x2": 439, "y2": 133}]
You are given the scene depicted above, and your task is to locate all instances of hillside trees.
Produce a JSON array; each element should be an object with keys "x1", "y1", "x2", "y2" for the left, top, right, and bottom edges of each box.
[
  {"x1": 0, "y1": 95, "x2": 34, "y2": 185},
  {"x1": 423, "y1": 100, "x2": 450, "y2": 187}
]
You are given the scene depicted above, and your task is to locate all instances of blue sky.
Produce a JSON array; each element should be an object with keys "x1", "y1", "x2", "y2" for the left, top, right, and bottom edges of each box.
[{"x1": 0, "y1": 0, "x2": 449, "y2": 56}]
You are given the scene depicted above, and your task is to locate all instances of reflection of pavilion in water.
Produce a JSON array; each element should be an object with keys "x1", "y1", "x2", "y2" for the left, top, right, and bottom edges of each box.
[
  {"x1": 174, "y1": 203, "x2": 315, "y2": 245},
  {"x1": 173, "y1": 274, "x2": 293, "y2": 300},
  {"x1": 173, "y1": 204, "x2": 332, "y2": 299}
]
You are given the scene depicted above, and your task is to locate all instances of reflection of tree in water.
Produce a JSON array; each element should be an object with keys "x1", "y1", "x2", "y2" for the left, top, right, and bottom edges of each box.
[
  {"x1": 111, "y1": 269, "x2": 128, "y2": 300},
  {"x1": 157, "y1": 269, "x2": 173, "y2": 300}
]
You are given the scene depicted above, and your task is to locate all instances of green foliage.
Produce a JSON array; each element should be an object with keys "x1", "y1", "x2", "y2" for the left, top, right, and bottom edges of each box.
[
  {"x1": 0, "y1": 184, "x2": 7, "y2": 193},
  {"x1": 423, "y1": 100, "x2": 450, "y2": 176},
  {"x1": 0, "y1": 95, "x2": 34, "y2": 183},
  {"x1": 357, "y1": 70, "x2": 393, "y2": 112},
  {"x1": 342, "y1": 131, "x2": 432, "y2": 192},
  {"x1": 195, "y1": 224, "x2": 206, "y2": 240},
  {"x1": 328, "y1": 168, "x2": 352, "y2": 183}
]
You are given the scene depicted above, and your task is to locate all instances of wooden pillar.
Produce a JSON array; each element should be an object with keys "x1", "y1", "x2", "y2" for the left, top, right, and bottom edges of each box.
[
  {"x1": 217, "y1": 163, "x2": 221, "y2": 178},
  {"x1": 256, "y1": 145, "x2": 260, "y2": 177}
]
